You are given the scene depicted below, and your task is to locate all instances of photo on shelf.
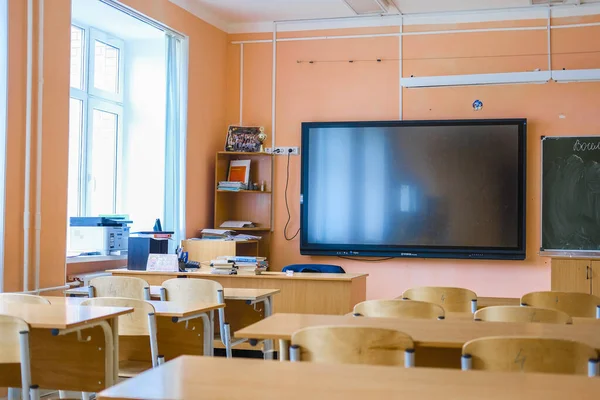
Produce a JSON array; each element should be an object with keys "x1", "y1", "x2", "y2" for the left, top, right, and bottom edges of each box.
[{"x1": 225, "y1": 125, "x2": 266, "y2": 152}]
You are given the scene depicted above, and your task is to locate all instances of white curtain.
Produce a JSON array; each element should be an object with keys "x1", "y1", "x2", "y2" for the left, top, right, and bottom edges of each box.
[
  {"x1": 0, "y1": 0, "x2": 8, "y2": 291},
  {"x1": 163, "y1": 33, "x2": 185, "y2": 251}
]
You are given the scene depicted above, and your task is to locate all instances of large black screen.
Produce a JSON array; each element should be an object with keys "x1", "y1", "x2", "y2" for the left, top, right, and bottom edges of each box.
[{"x1": 300, "y1": 119, "x2": 527, "y2": 260}]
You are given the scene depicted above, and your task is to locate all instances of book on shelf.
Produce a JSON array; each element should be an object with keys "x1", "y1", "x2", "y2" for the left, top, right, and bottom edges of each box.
[
  {"x1": 210, "y1": 268, "x2": 237, "y2": 275},
  {"x1": 217, "y1": 181, "x2": 247, "y2": 191},
  {"x1": 227, "y1": 160, "x2": 251, "y2": 185},
  {"x1": 220, "y1": 220, "x2": 255, "y2": 228}
]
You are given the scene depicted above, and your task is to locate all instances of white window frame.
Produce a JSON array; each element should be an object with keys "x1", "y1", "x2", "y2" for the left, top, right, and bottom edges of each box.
[
  {"x1": 88, "y1": 28, "x2": 125, "y2": 103},
  {"x1": 70, "y1": 21, "x2": 124, "y2": 217},
  {"x1": 85, "y1": 98, "x2": 124, "y2": 215}
]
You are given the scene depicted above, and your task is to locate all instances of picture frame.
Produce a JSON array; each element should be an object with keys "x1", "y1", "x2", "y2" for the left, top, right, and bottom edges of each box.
[{"x1": 225, "y1": 125, "x2": 265, "y2": 152}]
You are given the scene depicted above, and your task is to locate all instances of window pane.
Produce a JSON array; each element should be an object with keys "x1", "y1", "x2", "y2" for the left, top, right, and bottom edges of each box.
[
  {"x1": 67, "y1": 98, "x2": 83, "y2": 217},
  {"x1": 70, "y1": 26, "x2": 84, "y2": 89},
  {"x1": 89, "y1": 108, "x2": 117, "y2": 216},
  {"x1": 93, "y1": 40, "x2": 120, "y2": 94}
]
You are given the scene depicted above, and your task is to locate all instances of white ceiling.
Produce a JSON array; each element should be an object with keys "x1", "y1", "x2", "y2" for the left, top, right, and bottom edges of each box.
[
  {"x1": 169, "y1": 0, "x2": 600, "y2": 32},
  {"x1": 72, "y1": 0, "x2": 165, "y2": 40}
]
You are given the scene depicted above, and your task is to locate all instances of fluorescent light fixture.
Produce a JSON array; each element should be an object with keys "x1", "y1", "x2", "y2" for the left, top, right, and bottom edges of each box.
[
  {"x1": 552, "y1": 69, "x2": 600, "y2": 83},
  {"x1": 343, "y1": 0, "x2": 390, "y2": 15},
  {"x1": 400, "y1": 71, "x2": 551, "y2": 88}
]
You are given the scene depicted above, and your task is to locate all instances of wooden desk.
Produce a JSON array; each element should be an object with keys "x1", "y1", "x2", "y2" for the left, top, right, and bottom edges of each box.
[
  {"x1": 0, "y1": 303, "x2": 132, "y2": 392},
  {"x1": 108, "y1": 269, "x2": 367, "y2": 315},
  {"x1": 97, "y1": 355, "x2": 600, "y2": 400},
  {"x1": 44, "y1": 296, "x2": 224, "y2": 356},
  {"x1": 234, "y1": 313, "x2": 600, "y2": 365},
  {"x1": 477, "y1": 297, "x2": 520, "y2": 309}
]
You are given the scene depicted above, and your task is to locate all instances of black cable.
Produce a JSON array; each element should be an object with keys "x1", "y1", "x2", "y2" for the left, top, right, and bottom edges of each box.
[
  {"x1": 338, "y1": 256, "x2": 395, "y2": 262},
  {"x1": 284, "y1": 152, "x2": 300, "y2": 241}
]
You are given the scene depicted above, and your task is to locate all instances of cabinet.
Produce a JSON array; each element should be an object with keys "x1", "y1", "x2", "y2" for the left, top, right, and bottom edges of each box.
[
  {"x1": 214, "y1": 151, "x2": 273, "y2": 258},
  {"x1": 551, "y1": 259, "x2": 591, "y2": 294}
]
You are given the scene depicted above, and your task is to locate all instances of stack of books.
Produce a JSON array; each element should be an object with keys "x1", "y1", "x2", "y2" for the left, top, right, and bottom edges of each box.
[
  {"x1": 201, "y1": 229, "x2": 236, "y2": 240},
  {"x1": 210, "y1": 259, "x2": 237, "y2": 275},
  {"x1": 217, "y1": 181, "x2": 246, "y2": 191},
  {"x1": 215, "y1": 256, "x2": 268, "y2": 275}
]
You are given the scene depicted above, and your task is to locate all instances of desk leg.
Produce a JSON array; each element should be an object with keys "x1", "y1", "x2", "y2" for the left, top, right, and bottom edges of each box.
[
  {"x1": 199, "y1": 313, "x2": 212, "y2": 357},
  {"x1": 263, "y1": 297, "x2": 274, "y2": 361},
  {"x1": 278, "y1": 339, "x2": 289, "y2": 361},
  {"x1": 111, "y1": 317, "x2": 119, "y2": 382},
  {"x1": 210, "y1": 310, "x2": 215, "y2": 356}
]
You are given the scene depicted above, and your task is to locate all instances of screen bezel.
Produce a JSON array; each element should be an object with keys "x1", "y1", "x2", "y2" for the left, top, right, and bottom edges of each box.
[{"x1": 300, "y1": 119, "x2": 527, "y2": 261}]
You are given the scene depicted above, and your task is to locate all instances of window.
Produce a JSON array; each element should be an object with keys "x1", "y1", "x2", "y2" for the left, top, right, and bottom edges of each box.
[{"x1": 68, "y1": 25, "x2": 124, "y2": 217}]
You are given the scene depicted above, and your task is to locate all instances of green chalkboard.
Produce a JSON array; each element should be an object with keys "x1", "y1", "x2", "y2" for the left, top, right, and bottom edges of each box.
[{"x1": 542, "y1": 136, "x2": 600, "y2": 252}]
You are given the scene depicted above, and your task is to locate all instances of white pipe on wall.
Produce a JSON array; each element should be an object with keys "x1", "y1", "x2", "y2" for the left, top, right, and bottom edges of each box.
[
  {"x1": 271, "y1": 23, "x2": 277, "y2": 149},
  {"x1": 239, "y1": 43, "x2": 244, "y2": 126},
  {"x1": 398, "y1": 15, "x2": 403, "y2": 120},
  {"x1": 23, "y1": 0, "x2": 34, "y2": 292},
  {"x1": 34, "y1": 0, "x2": 44, "y2": 293}
]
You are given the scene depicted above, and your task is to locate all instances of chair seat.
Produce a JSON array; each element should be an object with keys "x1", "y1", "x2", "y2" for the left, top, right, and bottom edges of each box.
[{"x1": 118, "y1": 360, "x2": 153, "y2": 378}]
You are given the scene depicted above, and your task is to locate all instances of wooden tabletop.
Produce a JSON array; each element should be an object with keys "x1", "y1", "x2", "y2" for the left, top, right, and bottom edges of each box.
[
  {"x1": 0, "y1": 302, "x2": 132, "y2": 330},
  {"x1": 66, "y1": 286, "x2": 280, "y2": 301},
  {"x1": 444, "y1": 312, "x2": 595, "y2": 324},
  {"x1": 44, "y1": 296, "x2": 224, "y2": 318},
  {"x1": 108, "y1": 268, "x2": 368, "y2": 281},
  {"x1": 234, "y1": 313, "x2": 600, "y2": 350},
  {"x1": 477, "y1": 297, "x2": 521, "y2": 308},
  {"x1": 97, "y1": 355, "x2": 600, "y2": 400}
]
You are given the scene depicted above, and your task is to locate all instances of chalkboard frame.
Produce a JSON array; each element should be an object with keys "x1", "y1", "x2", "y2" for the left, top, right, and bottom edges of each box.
[{"x1": 540, "y1": 135, "x2": 600, "y2": 257}]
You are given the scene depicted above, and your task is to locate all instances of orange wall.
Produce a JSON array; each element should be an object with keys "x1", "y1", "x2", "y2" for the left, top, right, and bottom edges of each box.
[
  {"x1": 3, "y1": 0, "x2": 228, "y2": 291},
  {"x1": 227, "y1": 17, "x2": 600, "y2": 299}
]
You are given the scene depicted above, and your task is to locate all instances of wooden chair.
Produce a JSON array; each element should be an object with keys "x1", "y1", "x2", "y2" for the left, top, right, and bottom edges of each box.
[
  {"x1": 159, "y1": 278, "x2": 232, "y2": 358},
  {"x1": 353, "y1": 299, "x2": 445, "y2": 319},
  {"x1": 88, "y1": 276, "x2": 151, "y2": 300},
  {"x1": 474, "y1": 306, "x2": 572, "y2": 324},
  {"x1": 81, "y1": 297, "x2": 162, "y2": 378},
  {"x1": 462, "y1": 336, "x2": 599, "y2": 376},
  {"x1": 0, "y1": 293, "x2": 50, "y2": 305},
  {"x1": 0, "y1": 315, "x2": 39, "y2": 400},
  {"x1": 290, "y1": 325, "x2": 415, "y2": 367},
  {"x1": 401, "y1": 286, "x2": 478, "y2": 313},
  {"x1": 521, "y1": 291, "x2": 600, "y2": 318}
]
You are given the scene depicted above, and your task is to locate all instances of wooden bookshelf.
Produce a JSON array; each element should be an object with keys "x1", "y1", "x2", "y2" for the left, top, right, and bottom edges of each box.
[{"x1": 215, "y1": 151, "x2": 273, "y2": 225}]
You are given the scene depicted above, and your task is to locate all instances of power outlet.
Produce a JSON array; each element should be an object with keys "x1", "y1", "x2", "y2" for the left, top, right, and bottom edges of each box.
[{"x1": 273, "y1": 146, "x2": 300, "y2": 155}]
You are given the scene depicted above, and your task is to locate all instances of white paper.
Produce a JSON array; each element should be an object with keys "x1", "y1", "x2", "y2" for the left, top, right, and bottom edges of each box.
[
  {"x1": 201, "y1": 229, "x2": 235, "y2": 235},
  {"x1": 146, "y1": 254, "x2": 179, "y2": 272},
  {"x1": 220, "y1": 221, "x2": 254, "y2": 228}
]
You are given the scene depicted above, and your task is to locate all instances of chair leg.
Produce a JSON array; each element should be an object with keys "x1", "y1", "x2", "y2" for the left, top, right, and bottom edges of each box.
[
  {"x1": 81, "y1": 392, "x2": 93, "y2": 400},
  {"x1": 8, "y1": 388, "x2": 19, "y2": 400},
  {"x1": 461, "y1": 354, "x2": 473, "y2": 371},
  {"x1": 29, "y1": 385, "x2": 40, "y2": 400},
  {"x1": 58, "y1": 390, "x2": 68, "y2": 399},
  {"x1": 223, "y1": 323, "x2": 233, "y2": 359}
]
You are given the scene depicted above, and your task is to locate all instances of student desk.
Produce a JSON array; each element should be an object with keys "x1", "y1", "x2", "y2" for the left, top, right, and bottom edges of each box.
[
  {"x1": 63, "y1": 287, "x2": 280, "y2": 353},
  {"x1": 45, "y1": 296, "x2": 224, "y2": 357},
  {"x1": 477, "y1": 297, "x2": 521, "y2": 308},
  {"x1": 234, "y1": 313, "x2": 600, "y2": 365},
  {"x1": 107, "y1": 269, "x2": 367, "y2": 315},
  {"x1": 0, "y1": 303, "x2": 132, "y2": 392},
  {"x1": 97, "y1": 355, "x2": 600, "y2": 400}
]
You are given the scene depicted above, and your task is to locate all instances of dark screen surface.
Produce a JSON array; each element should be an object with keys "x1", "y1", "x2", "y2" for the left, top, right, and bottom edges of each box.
[{"x1": 300, "y1": 120, "x2": 527, "y2": 260}]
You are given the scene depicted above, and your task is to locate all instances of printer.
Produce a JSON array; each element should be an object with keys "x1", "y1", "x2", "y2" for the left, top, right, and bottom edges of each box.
[{"x1": 68, "y1": 217, "x2": 131, "y2": 256}]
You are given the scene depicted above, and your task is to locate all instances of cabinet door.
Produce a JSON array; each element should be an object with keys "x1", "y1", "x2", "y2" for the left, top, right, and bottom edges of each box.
[
  {"x1": 591, "y1": 261, "x2": 600, "y2": 296},
  {"x1": 551, "y1": 259, "x2": 591, "y2": 294}
]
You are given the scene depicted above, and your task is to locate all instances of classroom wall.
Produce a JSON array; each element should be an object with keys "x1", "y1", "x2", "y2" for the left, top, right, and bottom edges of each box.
[
  {"x1": 3, "y1": 0, "x2": 228, "y2": 292},
  {"x1": 226, "y1": 15, "x2": 600, "y2": 299}
]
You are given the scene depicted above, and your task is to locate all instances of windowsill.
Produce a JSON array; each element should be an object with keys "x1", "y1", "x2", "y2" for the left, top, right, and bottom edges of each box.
[{"x1": 66, "y1": 254, "x2": 128, "y2": 264}]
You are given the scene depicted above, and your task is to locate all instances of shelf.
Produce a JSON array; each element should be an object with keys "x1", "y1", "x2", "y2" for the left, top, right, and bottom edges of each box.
[
  {"x1": 217, "y1": 190, "x2": 272, "y2": 194},
  {"x1": 217, "y1": 151, "x2": 272, "y2": 156}
]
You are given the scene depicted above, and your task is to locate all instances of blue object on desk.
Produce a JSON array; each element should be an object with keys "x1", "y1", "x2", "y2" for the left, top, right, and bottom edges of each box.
[{"x1": 282, "y1": 264, "x2": 345, "y2": 274}]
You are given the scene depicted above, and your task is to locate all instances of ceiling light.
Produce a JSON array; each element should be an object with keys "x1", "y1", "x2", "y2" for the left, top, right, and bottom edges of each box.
[{"x1": 343, "y1": 0, "x2": 391, "y2": 15}]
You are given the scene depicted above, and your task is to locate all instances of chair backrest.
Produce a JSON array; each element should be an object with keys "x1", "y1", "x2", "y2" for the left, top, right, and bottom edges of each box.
[
  {"x1": 463, "y1": 336, "x2": 598, "y2": 375},
  {"x1": 0, "y1": 293, "x2": 51, "y2": 305},
  {"x1": 161, "y1": 278, "x2": 223, "y2": 304},
  {"x1": 521, "y1": 291, "x2": 600, "y2": 318},
  {"x1": 282, "y1": 264, "x2": 345, "y2": 274},
  {"x1": 402, "y1": 287, "x2": 477, "y2": 312},
  {"x1": 89, "y1": 276, "x2": 150, "y2": 300},
  {"x1": 475, "y1": 306, "x2": 572, "y2": 324},
  {"x1": 0, "y1": 314, "x2": 30, "y2": 364},
  {"x1": 354, "y1": 299, "x2": 445, "y2": 319},
  {"x1": 81, "y1": 297, "x2": 154, "y2": 336},
  {"x1": 291, "y1": 325, "x2": 414, "y2": 366}
]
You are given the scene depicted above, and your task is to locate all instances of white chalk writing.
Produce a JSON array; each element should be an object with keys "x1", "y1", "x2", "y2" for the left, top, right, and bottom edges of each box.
[{"x1": 573, "y1": 139, "x2": 600, "y2": 152}]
